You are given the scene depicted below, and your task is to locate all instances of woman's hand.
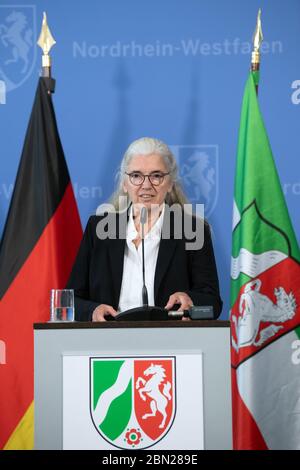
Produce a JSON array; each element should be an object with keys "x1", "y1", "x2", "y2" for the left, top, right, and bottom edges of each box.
[
  {"x1": 92, "y1": 304, "x2": 117, "y2": 322},
  {"x1": 164, "y1": 292, "x2": 193, "y2": 321}
]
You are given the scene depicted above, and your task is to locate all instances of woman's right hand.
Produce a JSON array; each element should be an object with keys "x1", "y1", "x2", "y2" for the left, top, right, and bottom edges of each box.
[{"x1": 92, "y1": 304, "x2": 117, "y2": 322}]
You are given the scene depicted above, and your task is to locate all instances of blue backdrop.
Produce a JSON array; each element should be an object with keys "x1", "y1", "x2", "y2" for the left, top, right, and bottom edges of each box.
[{"x1": 1, "y1": 0, "x2": 299, "y2": 319}]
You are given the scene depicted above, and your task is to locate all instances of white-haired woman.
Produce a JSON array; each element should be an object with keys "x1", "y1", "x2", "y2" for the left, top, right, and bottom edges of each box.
[{"x1": 68, "y1": 137, "x2": 222, "y2": 321}]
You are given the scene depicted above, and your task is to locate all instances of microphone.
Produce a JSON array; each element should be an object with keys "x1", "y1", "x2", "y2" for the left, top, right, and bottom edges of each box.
[
  {"x1": 114, "y1": 205, "x2": 168, "y2": 321},
  {"x1": 113, "y1": 206, "x2": 216, "y2": 322},
  {"x1": 140, "y1": 207, "x2": 149, "y2": 306}
]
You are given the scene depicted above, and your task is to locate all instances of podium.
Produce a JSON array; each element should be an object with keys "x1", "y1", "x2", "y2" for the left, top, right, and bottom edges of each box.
[{"x1": 34, "y1": 320, "x2": 232, "y2": 450}]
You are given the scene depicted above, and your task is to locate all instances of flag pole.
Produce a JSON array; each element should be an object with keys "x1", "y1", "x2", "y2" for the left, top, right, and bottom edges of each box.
[
  {"x1": 251, "y1": 9, "x2": 263, "y2": 93},
  {"x1": 37, "y1": 12, "x2": 56, "y2": 93}
]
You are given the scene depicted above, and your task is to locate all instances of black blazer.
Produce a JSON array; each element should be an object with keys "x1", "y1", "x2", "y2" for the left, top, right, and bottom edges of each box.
[{"x1": 67, "y1": 210, "x2": 223, "y2": 321}]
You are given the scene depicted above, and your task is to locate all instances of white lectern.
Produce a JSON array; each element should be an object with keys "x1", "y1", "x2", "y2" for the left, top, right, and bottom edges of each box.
[{"x1": 34, "y1": 320, "x2": 232, "y2": 450}]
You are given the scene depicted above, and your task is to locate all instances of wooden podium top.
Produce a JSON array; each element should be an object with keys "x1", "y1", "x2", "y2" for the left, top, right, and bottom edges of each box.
[{"x1": 34, "y1": 320, "x2": 230, "y2": 330}]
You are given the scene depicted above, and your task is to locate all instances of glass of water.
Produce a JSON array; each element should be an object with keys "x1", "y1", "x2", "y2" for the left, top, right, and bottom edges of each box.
[{"x1": 50, "y1": 289, "x2": 75, "y2": 322}]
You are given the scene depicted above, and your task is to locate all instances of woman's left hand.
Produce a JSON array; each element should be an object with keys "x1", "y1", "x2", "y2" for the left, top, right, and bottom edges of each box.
[{"x1": 164, "y1": 292, "x2": 193, "y2": 318}]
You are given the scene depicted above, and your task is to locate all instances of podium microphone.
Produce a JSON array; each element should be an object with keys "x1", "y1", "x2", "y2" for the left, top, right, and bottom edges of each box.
[
  {"x1": 114, "y1": 205, "x2": 167, "y2": 321},
  {"x1": 140, "y1": 207, "x2": 149, "y2": 306},
  {"x1": 113, "y1": 206, "x2": 215, "y2": 322}
]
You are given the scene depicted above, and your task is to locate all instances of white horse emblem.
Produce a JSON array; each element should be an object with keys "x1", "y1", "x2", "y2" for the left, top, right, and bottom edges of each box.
[
  {"x1": 0, "y1": 8, "x2": 36, "y2": 92},
  {"x1": 232, "y1": 278, "x2": 297, "y2": 351},
  {"x1": 0, "y1": 11, "x2": 33, "y2": 74},
  {"x1": 180, "y1": 148, "x2": 218, "y2": 217},
  {"x1": 136, "y1": 363, "x2": 172, "y2": 429}
]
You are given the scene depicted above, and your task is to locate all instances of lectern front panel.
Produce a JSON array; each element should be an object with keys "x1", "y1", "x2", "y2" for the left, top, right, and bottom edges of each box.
[{"x1": 34, "y1": 321, "x2": 231, "y2": 450}]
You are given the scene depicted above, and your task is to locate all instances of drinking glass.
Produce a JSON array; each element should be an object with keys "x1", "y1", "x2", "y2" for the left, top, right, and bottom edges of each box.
[{"x1": 50, "y1": 289, "x2": 75, "y2": 322}]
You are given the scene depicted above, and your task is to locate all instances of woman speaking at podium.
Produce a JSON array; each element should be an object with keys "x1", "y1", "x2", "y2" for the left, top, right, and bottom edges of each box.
[{"x1": 67, "y1": 137, "x2": 222, "y2": 321}]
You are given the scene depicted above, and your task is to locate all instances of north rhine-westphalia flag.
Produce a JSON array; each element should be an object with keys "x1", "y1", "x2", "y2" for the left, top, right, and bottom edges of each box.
[
  {"x1": 230, "y1": 70, "x2": 300, "y2": 449},
  {"x1": 0, "y1": 78, "x2": 82, "y2": 449}
]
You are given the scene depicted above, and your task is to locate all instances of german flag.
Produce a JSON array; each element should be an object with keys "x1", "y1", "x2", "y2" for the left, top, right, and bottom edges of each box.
[{"x1": 0, "y1": 78, "x2": 82, "y2": 449}]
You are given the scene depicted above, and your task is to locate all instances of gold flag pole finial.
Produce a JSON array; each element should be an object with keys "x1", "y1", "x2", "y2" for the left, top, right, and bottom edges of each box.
[
  {"x1": 37, "y1": 12, "x2": 56, "y2": 77},
  {"x1": 251, "y1": 9, "x2": 263, "y2": 70}
]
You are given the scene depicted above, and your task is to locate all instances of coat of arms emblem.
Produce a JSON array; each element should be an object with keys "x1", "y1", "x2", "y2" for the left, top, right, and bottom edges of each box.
[
  {"x1": 90, "y1": 357, "x2": 176, "y2": 449},
  {"x1": 171, "y1": 145, "x2": 219, "y2": 218},
  {"x1": 0, "y1": 6, "x2": 36, "y2": 92}
]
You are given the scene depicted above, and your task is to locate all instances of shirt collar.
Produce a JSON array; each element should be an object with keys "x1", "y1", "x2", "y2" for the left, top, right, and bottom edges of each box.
[{"x1": 127, "y1": 204, "x2": 165, "y2": 242}]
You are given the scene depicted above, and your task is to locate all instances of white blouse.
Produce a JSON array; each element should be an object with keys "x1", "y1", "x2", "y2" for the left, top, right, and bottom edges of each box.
[{"x1": 118, "y1": 205, "x2": 165, "y2": 312}]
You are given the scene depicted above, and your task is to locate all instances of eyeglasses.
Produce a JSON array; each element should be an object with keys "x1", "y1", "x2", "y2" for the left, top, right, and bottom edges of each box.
[{"x1": 125, "y1": 171, "x2": 170, "y2": 186}]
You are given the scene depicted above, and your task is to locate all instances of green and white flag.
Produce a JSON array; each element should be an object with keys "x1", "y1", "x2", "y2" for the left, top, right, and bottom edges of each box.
[{"x1": 230, "y1": 71, "x2": 300, "y2": 450}]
